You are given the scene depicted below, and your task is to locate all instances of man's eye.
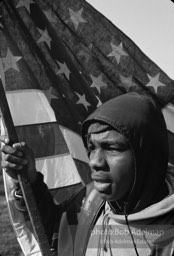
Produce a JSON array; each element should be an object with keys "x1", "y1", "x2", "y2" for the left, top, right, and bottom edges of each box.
[
  {"x1": 87, "y1": 144, "x2": 95, "y2": 152},
  {"x1": 104, "y1": 145, "x2": 127, "y2": 152},
  {"x1": 106, "y1": 146, "x2": 119, "y2": 152}
]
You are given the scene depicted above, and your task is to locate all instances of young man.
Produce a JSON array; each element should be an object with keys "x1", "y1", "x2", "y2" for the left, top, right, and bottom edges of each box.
[{"x1": 1, "y1": 93, "x2": 174, "y2": 256}]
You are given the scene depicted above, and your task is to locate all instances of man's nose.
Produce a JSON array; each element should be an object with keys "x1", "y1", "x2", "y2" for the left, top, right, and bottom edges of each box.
[{"x1": 89, "y1": 149, "x2": 106, "y2": 170}]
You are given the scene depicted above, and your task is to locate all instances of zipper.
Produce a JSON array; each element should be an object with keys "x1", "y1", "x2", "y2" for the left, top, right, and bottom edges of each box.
[{"x1": 82, "y1": 200, "x2": 105, "y2": 256}]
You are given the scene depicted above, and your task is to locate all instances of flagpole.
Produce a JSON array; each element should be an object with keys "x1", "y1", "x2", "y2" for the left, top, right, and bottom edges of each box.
[{"x1": 0, "y1": 79, "x2": 51, "y2": 256}]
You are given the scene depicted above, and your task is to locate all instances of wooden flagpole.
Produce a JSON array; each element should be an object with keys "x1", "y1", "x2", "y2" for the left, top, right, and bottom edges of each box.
[{"x1": 0, "y1": 79, "x2": 52, "y2": 256}]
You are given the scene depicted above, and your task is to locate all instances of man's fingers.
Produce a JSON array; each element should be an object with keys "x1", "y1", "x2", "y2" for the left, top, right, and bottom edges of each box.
[
  {"x1": 1, "y1": 143, "x2": 23, "y2": 157},
  {"x1": 13, "y1": 142, "x2": 26, "y2": 151},
  {"x1": 0, "y1": 135, "x2": 10, "y2": 144},
  {"x1": 1, "y1": 143, "x2": 16, "y2": 154},
  {"x1": 1, "y1": 160, "x2": 23, "y2": 170},
  {"x1": 3, "y1": 153, "x2": 28, "y2": 166},
  {"x1": 13, "y1": 142, "x2": 34, "y2": 159}
]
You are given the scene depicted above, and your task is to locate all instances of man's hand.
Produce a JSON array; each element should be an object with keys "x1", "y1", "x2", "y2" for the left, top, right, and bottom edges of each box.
[{"x1": 0, "y1": 136, "x2": 38, "y2": 184}]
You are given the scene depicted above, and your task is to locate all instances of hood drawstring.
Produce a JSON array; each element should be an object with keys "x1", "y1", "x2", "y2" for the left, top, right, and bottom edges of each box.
[
  {"x1": 97, "y1": 202, "x2": 140, "y2": 256},
  {"x1": 97, "y1": 202, "x2": 141, "y2": 256},
  {"x1": 124, "y1": 202, "x2": 140, "y2": 256},
  {"x1": 97, "y1": 212, "x2": 113, "y2": 256}
]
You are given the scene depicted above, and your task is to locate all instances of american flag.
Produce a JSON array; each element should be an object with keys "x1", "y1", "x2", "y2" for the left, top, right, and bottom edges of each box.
[{"x1": 0, "y1": 0, "x2": 174, "y2": 255}]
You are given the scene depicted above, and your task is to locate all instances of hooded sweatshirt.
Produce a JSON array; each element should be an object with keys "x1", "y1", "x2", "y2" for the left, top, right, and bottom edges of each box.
[
  {"x1": 85, "y1": 163, "x2": 174, "y2": 256},
  {"x1": 82, "y1": 93, "x2": 174, "y2": 255}
]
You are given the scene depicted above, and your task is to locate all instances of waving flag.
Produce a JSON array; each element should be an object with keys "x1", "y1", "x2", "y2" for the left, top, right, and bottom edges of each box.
[{"x1": 0, "y1": 0, "x2": 174, "y2": 255}]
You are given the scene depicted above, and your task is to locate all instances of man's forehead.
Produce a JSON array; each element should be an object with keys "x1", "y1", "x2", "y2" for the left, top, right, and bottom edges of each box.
[
  {"x1": 87, "y1": 121, "x2": 128, "y2": 144},
  {"x1": 88, "y1": 129, "x2": 127, "y2": 146}
]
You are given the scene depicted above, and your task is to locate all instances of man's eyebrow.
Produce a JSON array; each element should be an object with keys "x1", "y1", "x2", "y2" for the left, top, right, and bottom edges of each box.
[
  {"x1": 101, "y1": 139, "x2": 129, "y2": 146},
  {"x1": 89, "y1": 137, "x2": 129, "y2": 146}
]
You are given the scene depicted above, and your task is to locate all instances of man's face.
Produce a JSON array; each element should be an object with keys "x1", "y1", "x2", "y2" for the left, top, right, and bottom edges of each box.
[{"x1": 87, "y1": 129, "x2": 135, "y2": 202}]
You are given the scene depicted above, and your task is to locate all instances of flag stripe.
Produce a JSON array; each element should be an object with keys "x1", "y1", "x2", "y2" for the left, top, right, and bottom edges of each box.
[
  {"x1": 16, "y1": 123, "x2": 69, "y2": 158},
  {"x1": 73, "y1": 158, "x2": 92, "y2": 185},
  {"x1": 6, "y1": 90, "x2": 56, "y2": 126},
  {"x1": 162, "y1": 103, "x2": 174, "y2": 133},
  {"x1": 162, "y1": 104, "x2": 174, "y2": 164},
  {"x1": 51, "y1": 182, "x2": 83, "y2": 205},
  {"x1": 36, "y1": 155, "x2": 81, "y2": 188},
  {"x1": 60, "y1": 125, "x2": 89, "y2": 163}
]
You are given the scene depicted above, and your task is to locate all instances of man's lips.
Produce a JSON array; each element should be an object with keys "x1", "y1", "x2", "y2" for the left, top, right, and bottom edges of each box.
[
  {"x1": 93, "y1": 181, "x2": 111, "y2": 192},
  {"x1": 91, "y1": 172, "x2": 110, "y2": 181},
  {"x1": 91, "y1": 172, "x2": 111, "y2": 192}
]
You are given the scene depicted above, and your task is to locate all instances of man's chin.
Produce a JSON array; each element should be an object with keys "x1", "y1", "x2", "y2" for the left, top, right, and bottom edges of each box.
[
  {"x1": 98, "y1": 192, "x2": 115, "y2": 202},
  {"x1": 97, "y1": 190, "x2": 122, "y2": 203}
]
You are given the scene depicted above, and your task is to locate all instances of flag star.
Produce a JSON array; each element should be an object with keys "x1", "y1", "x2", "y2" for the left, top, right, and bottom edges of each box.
[
  {"x1": 37, "y1": 28, "x2": 52, "y2": 48},
  {"x1": 107, "y1": 42, "x2": 128, "y2": 64},
  {"x1": 43, "y1": 9, "x2": 57, "y2": 23},
  {"x1": 67, "y1": 8, "x2": 87, "y2": 30},
  {"x1": 2, "y1": 48, "x2": 22, "y2": 72},
  {"x1": 90, "y1": 74, "x2": 107, "y2": 94},
  {"x1": 56, "y1": 61, "x2": 71, "y2": 80},
  {"x1": 16, "y1": 0, "x2": 34, "y2": 13},
  {"x1": 75, "y1": 92, "x2": 91, "y2": 111},
  {"x1": 44, "y1": 87, "x2": 57, "y2": 104},
  {"x1": 120, "y1": 74, "x2": 137, "y2": 91},
  {"x1": 146, "y1": 73, "x2": 166, "y2": 94},
  {"x1": 88, "y1": 44, "x2": 93, "y2": 51}
]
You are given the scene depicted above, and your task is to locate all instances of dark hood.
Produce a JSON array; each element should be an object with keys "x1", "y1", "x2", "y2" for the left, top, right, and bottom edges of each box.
[{"x1": 81, "y1": 93, "x2": 169, "y2": 213}]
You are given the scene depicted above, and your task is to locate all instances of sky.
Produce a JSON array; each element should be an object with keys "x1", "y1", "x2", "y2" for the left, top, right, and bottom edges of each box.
[{"x1": 87, "y1": 0, "x2": 174, "y2": 79}]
